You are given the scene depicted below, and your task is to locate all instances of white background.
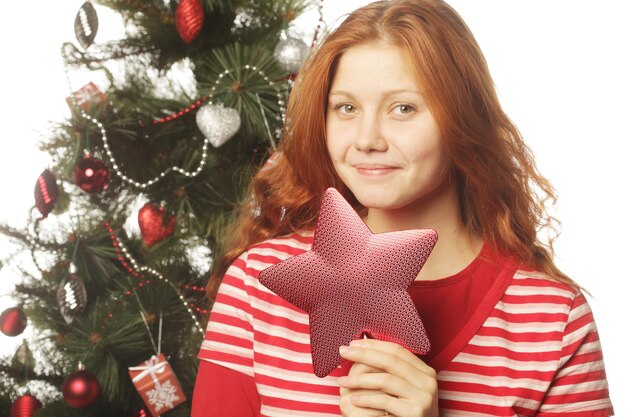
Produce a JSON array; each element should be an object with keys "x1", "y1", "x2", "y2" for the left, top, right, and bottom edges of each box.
[{"x1": 1, "y1": 1, "x2": 623, "y2": 412}]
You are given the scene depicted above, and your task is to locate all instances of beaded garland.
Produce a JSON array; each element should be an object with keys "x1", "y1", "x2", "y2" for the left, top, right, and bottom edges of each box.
[
  {"x1": 104, "y1": 222, "x2": 204, "y2": 332},
  {"x1": 66, "y1": 65, "x2": 285, "y2": 189}
]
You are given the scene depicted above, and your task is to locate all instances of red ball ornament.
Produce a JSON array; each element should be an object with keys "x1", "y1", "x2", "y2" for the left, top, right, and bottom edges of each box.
[
  {"x1": 175, "y1": 0, "x2": 205, "y2": 44},
  {"x1": 138, "y1": 203, "x2": 176, "y2": 247},
  {"x1": 0, "y1": 306, "x2": 27, "y2": 337},
  {"x1": 74, "y1": 155, "x2": 109, "y2": 193},
  {"x1": 10, "y1": 394, "x2": 42, "y2": 417},
  {"x1": 34, "y1": 169, "x2": 59, "y2": 218},
  {"x1": 62, "y1": 369, "x2": 100, "y2": 409}
]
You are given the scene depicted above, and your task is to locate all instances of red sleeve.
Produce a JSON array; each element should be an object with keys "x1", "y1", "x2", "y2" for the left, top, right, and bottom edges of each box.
[
  {"x1": 191, "y1": 360, "x2": 261, "y2": 417},
  {"x1": 535, "y1": 292, "x2": 614, "y2": 416}
]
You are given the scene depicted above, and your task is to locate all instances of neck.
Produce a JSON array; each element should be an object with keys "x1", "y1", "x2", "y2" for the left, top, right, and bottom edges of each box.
[{"x1": 365, "y1": 179, "x2": 483, "y2": 280}]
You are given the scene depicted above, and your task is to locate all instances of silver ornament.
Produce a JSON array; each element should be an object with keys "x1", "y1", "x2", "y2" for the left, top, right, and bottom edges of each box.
[
  {"x1": 273, "y1": 31, "x2": 310, "y2": 73},
  {"x1": 13, "y1": 340, "x2": 35, "y2": 369},
  {"x1": 183, "y1": 237, "x2": 213, "y2": 275},
  {"x1": 195, "y1": 103, "x2": 241, "y2": 148},
  {"x1": 57, "y1": 265, "x2": 88, "y2": 324}
]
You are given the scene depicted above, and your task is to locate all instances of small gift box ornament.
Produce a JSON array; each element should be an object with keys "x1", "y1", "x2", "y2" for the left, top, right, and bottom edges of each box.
[
  {"x1": 128, "y1": 353, "x2": 186, "y2": 416},
  {"x1": 66, "y1": 82, "x2": 108, "y2": 111}
]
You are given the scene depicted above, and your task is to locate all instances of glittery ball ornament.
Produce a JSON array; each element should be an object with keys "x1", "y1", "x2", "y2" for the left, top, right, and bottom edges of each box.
[
  {"x1": 57, "y1": 267, "x2": 88, "y2": 324},
  {"x1": 10, "y1": 394, "x2": 41, "y2": 417},
  {"x1": 0, "y1": 306, "x2": 27, "y2": 337},
  {"x1": 259, "y1": 188, "x2": 437, "y2": 377},
  {"x1": 175, "y1": 0, "x2": 205, "y2": 44},
  {"x1": 63, "y1": 367, "x2": 101, "y2": 409},
  {"x1": 34, "y1": 169, "x2": 59, "y2": 219},
  {"x1": 273, "y1": 31, "x2": 310, "y2": 73},
  {"x1": 138, "y1": 203, "x2": 176, "y2": 247},
  {"x1": 196, "y1": 103, "x2": 241, "y2": 148},
  {"x1": 74, "y1": 1, "x2": 99, "y2": 49},
  {"x1": 74, "y1": 155, "x2": 109, "y2": 193}
]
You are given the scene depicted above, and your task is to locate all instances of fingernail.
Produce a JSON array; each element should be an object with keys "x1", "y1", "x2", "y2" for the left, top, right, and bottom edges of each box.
[
  {"x1": 350, "y1": 339, "x2": 364, "y2": 347},
  {"x1": 337, "y1": 376, "x2": 348, "y2": 385},
  {"x1": 339, "y1": 345, "x2": 352, "y2": 355},
  {"x1": 350, "y1": 394, "x2": 362, "y2": 404}
]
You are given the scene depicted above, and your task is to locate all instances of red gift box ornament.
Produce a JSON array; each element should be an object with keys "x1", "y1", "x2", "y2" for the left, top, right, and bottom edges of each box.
[
  {"x1": 66, "y1": 82, "x2": 108, "y2": 111},
  {"x1": 259, "y1": 188, "x2": 438, "y2": 377},
  {"x1": 128, "y1": 354, "x2": 186, "y2": 416}
]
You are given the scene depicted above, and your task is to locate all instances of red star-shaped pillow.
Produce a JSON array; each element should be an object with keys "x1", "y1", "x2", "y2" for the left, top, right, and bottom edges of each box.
[{"x1": 259, "y1": 188, "x2": 437, "y2": 377}]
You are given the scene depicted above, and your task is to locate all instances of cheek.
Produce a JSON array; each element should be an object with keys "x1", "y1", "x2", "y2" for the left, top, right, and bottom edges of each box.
[
  {"x1": 325, "y1": 126, "x2": 349, "y2": 161},
  {"x1": 402, "y1": 129, "x2": 445, "y2": 161}
]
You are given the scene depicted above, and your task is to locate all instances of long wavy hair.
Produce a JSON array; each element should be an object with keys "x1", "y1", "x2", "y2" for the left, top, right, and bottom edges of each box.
[{"x1": 207, "y1": 0, "x2": 573, "y2": 300}]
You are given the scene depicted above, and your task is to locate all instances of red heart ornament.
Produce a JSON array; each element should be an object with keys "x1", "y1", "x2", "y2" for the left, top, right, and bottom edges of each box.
[{"x1": 138, "y1": 203, "x2": 176, "y2": 247}]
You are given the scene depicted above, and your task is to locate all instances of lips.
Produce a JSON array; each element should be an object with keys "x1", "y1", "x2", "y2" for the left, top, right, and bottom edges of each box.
[{"x1": 352, "y1": 164, "x2": 400, "y2": 176}]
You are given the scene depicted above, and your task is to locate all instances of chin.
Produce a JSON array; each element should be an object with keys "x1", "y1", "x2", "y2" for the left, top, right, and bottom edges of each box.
[{"x1": 353, "y1": 192, "x2": 408, "y2": 211}]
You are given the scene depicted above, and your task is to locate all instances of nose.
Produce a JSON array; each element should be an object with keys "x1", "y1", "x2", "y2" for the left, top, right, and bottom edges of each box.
[{"x1": 354, "y1": 112, "x2": 387, "y2": 152}]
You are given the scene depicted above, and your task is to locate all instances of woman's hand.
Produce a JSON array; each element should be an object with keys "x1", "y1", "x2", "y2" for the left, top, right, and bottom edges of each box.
[{"x1": 337, "y1": 339, "x2": 439, "y2": 417}]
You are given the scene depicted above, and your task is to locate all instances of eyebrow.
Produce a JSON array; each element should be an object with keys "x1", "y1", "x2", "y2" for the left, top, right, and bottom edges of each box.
[{"x1": 328, "y1": 89, "x2": 423, "y2": 99}]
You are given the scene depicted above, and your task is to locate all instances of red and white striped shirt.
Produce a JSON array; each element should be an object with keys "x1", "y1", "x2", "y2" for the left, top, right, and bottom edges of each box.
[{"x1": 197, "y1": 230, "x2": 613, "y2": 416}]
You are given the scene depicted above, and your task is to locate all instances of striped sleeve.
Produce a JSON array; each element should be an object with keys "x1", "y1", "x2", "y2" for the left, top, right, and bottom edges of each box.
[
  {"x1": 198, "y1": 251, "x2": 256, "y2": 377},
  {"x1": 535, "y1": 291, "x2": 613, "y2": 416}
]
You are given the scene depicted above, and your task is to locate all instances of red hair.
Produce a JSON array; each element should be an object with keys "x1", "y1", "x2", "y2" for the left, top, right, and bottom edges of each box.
[{"x1": 208, "y1": 0, "x2": 573, "y2": 300}]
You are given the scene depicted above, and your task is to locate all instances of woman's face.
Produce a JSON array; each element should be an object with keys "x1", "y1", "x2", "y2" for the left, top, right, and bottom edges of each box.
[{"x1": 325, "y1": 42, "x2": 449, "y2": 214}]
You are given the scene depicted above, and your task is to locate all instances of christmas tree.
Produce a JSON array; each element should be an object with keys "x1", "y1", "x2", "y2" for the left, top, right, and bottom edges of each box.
[{"x1": 0, "y1": 0, "x2": 322, "y2": 415}]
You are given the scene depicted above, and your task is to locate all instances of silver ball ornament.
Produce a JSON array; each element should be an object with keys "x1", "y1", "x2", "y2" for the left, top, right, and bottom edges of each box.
[{"x1": 273, "y1": 32, "x2": 310, "y2": 73}]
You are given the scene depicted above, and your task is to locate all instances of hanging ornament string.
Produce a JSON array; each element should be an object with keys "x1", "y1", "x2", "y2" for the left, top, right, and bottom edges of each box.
[
  {"x1": 24, "y1": 209, "x2": 63, "y2": 275},
  {"x1": 310, "y1": 0, "x2": 325, "y2": 49},
  {"x1": 103, "y1": 222, "x2": 203, "y2": 333},
  {"x1": 138, "y1": 309, "x2": 163, "y2": 355},
  {"x1": 64, "y1": 64, "x2": 284, "y2": 189},
  {"x1": 255, "y1": 93, "x2": 277, "y2": 151}
]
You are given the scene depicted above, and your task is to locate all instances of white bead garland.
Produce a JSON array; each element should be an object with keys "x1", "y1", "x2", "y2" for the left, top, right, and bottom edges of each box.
[
  {"x1": 112, "y1": 232, "x2": 204, "y2": 333},
  {"x1": 65, "y1": 65, "x2": 285, "y2": 189}
]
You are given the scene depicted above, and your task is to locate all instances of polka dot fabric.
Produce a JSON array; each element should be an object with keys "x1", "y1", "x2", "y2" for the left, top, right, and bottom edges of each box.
[{"x1": 259, "y1": 188, "x2": 438, "y2": 377}]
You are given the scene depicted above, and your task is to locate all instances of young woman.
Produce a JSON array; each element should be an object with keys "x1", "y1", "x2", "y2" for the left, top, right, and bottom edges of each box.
[{"x1": 191, "y1": 1, "x2": 613, "y2": 416}]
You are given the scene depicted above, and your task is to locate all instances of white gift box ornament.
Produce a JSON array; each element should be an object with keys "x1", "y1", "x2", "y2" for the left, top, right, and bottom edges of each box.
[{"x1": 195, "y1": 102, "x2": 241, "y2": 148}]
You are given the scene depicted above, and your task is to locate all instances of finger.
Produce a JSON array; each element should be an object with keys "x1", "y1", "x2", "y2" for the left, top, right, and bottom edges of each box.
[
  {"x1": 349, "y1": 339, "x2": 434, "y2": 376},
  {"x1": 340, "y1": 387, "x2": 389, "y2": 417},
  {"x1": 348, "y1": 360, "x2": 384, "y2": 376},
  {"x1": 349, "y1": 392, "x2": 395, "y2": 415},
  {"x1": 351, "y1": 391, "x2": 436, "y2": 417},
  {"x1": 338, "y1": 371, "x2": 415, "y2": 400},
  {"x1": 340, "y1": 344, "x2": 437, "y2": 389}
]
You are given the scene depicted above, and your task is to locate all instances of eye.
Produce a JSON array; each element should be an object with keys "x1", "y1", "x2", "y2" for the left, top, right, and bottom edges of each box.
[
  {"x1": 392, "y1": 104, "x2": 415, "y2": 115},
  {"x1": 336, "y1": 104, "x2": 357, "y2": 114}
]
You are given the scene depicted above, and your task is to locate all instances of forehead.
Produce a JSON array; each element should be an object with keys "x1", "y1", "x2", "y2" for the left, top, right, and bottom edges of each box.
[{"x1": 330, "y1": 42, "x2": 419, "y2": 89}]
